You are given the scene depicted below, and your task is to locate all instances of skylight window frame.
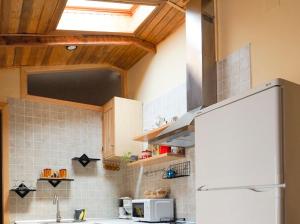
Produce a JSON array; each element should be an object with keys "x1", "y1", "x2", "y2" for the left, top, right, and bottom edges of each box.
[
  {"x1": 65, "y1": 4, "x2": 139, "y2": 16},
  {"x1": 56, "y1": 0, "x2": 157, "y2": 34}
]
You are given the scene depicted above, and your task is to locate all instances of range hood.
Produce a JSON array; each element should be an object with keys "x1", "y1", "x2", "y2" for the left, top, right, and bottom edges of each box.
[{"x1": 149, "y1": 0, "x2": 217, "y2": 147}]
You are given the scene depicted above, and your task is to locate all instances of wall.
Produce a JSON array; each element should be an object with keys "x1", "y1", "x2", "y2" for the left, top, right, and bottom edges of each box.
[
  {"x1": 0, "y1": 68, "x2": 20, "y2": 102},
  {"x1": 8, "y1": 98, "x2": 124, "y2": 223},
  {"x1": 127, "y1": 24, "x2": 195, "y2": 222},
  {"x1": 127, "y1": 24, "x2": 186, "y2": 103},
  {"x1": 217, "y1": 0, "x2": 300, "y2": 86},
  {"x1": 217, "y1": 44, "x2": 251, "y2": 101}
]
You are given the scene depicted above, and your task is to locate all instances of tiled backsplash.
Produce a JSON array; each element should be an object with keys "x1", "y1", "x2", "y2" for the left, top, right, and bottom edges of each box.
[
  {"x1": 8, "y1": 98, "x2": 124, "y2": 223},
  {"x1": 123, "y1": 149, "x2": 196, "y2": 221},
  {"x1": 217, "y1": 43, "x2": 252, "y2": 101},
  {"x1": 143, "y1": 83, "x2": 187, "y2": 132}
]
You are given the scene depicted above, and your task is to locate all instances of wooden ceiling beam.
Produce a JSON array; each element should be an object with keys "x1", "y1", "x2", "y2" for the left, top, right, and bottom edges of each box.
[
  {"x1": 93, "y1": 0, "x2": 166, "y2": 5},
  {"x1": 0, "y1": 35, "x2": 156, "y2": 53}
]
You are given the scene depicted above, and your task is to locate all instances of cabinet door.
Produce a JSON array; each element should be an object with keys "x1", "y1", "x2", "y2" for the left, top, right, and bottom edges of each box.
[{"x1": 103, "y1": 107, "x2": 115, "y2": 159}]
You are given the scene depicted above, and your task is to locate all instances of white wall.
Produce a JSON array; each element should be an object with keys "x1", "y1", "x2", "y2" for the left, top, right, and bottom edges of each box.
[
  {"x1": 128, "y1": 24, "x2": 186, "y2": 103},
  {"x1": 217, "y1": 0, "x2": 300, "y2": 86}
]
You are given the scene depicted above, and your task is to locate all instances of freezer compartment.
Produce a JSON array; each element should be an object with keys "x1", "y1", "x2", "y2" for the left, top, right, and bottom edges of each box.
[
  {"x1": 196, "y1": 186, "x2": 284, "y2": 224},
  {"x1": 195, "y1": 86, "x2": 283, "y2": 188}
]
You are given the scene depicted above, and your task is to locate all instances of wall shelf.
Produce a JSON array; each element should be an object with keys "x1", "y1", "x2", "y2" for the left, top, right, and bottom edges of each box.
[
  {"x1": 127, "y1": 153, "x2": 185, "y2": 167},
  {"x1": 38, "y1": 178, "x2": 74, "y2": 187},
  {"x1": 133, "y1": 124, "x2": 170, "y2": 142},
  {"x1": 10, "y1": 183, "x2": 36, "y2": 198},
  {"x1": 72, "y1": 154, "x2": 101, "y2": 167}
]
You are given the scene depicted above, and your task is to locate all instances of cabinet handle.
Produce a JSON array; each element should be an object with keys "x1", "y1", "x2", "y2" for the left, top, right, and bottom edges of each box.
[{"x1": 197, "y1": 184, "x2": 286, "y2": 192}]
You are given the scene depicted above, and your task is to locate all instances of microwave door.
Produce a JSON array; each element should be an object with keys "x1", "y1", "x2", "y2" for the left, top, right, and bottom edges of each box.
[{"x1": 132, "y1": 203, "x2": 145, "y2": 220}]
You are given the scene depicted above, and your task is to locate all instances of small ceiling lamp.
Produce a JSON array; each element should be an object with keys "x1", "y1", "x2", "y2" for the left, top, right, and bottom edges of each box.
[{"x1": 65, "y1": 45, "x2": 78, "y2": 51}]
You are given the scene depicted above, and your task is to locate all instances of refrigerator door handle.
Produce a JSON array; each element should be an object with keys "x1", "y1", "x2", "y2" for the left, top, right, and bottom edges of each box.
[{"x1": 197, "y1": 184, "x2": 286, "y2": 192}]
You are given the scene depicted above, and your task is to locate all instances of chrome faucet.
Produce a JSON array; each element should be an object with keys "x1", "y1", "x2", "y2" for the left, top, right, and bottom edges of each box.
[{"x1": 53, "y1": 194, "x2": 62, "y2": 222}]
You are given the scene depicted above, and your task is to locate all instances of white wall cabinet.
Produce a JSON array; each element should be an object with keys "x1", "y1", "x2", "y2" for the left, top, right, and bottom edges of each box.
[{"x1": 102, "y1": 97, "x2": 143, "y2": 160}]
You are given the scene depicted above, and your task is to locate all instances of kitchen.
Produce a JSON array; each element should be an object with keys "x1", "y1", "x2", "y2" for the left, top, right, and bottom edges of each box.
[{"x1": 1, "y1": 0, "x2": 300, "y2": 224}]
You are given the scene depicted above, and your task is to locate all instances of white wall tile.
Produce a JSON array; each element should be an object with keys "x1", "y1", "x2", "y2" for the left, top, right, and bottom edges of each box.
[
  {"x1": 217, "y1": 43, "x2": 252, "y2": 101},
  {"x1": 8, "y1": 98, "x2": 124, "y2": 222}
]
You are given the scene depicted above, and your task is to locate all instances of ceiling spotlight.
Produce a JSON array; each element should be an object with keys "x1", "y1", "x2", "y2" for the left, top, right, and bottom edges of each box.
[{"x1": 66, "y1": 45, "x2": 77, "y2": 51}]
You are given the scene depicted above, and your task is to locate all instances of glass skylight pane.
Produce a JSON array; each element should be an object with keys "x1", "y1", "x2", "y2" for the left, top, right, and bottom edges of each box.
[
  {"x1": 67, "y1": 0, "x2": 133, "y2": 10},
  {"x1": 57, "y1": 2, "x2": 156, "y2": 33}
]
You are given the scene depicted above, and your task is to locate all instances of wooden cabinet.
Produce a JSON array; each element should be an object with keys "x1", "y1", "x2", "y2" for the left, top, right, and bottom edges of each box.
[{"x1": 102, "y1": 97, "x2": 143, "y2": 160}]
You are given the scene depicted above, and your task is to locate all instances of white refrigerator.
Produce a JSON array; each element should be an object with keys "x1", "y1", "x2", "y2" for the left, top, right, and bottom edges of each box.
[{"x1": 195, "y1": 79, "x2": 300, "y2": 224}]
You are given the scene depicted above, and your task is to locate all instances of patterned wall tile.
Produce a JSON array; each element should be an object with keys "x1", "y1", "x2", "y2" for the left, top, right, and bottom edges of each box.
[
  {"x1": 217, "y1": 43, "x2": 252, "y2": 101},
  {"x1": 8, "y1": 98, "x2": 125, "y2": 223}
]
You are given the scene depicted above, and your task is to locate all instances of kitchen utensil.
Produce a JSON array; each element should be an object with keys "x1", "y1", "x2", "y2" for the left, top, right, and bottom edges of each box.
[
  {"x1": 166, "y1": 168, "x2": 176, "y2": 179},
  {"x1": 74, "y1": 209, "x2": 86, "y2": 221}
]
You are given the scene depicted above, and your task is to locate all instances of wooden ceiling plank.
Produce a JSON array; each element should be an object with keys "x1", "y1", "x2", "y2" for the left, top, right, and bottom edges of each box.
[
  {"x1": 166, "y1": 0, "x2": 186, "y2": 12},
  {"x1": 87, "y1": 46, "x2": 105, "y2": 64},
  {"x1": 43, "y1": 46, "x2": 67, "y2": 66},
  {"x1": 111, "y1": 45, "x2": 134, "y2": 68},
  {"x1": 168, "y1": 0, "x2": 189, "y2": 8},
  {"x1": 18, "y1": 0, "x2": 45, "y2": 33},
  {"x1": 28, "y1": 47, "x2": 48, "y2": 66},
  {"x1": 46, "y1": 0, "x2": 68, "y2": 33},
  {"x1": 36, "y1": 0, "x2": 60, "y2": 34},
  {"x1": 13, "y1": 47, "x2": 20, "y2": 66},
  {"x1": 67, "y1": 46, "x2": 90, "y2": 65},
  {"x1": 123, "y1": 49, "x2": 148, "y2": 70},
  {"x1": 27, "y1": 0, "x2": 46, "y2": 33},
  {"x1": 5, "y1": 47, "x2": 15, "y2": 66},
  {"x1": 41, "y1": 47, "x2": 53, "y2": 66},
  {"x1": 0, "y1": 48, "x2": 6, "y2": 67},
  {"x1": 135, "y1": 3, "x2": 172, "y2": 39},
  {"x1": 20, "y1": 47, "x2": 31, "y2": 66},
  {"x1": 146, "y1": 8, "x2": 182, "y2": 43},
  {"x1": 104, "y1": 45, "x2": 129, "y2": 66},
  {"x1": 81, "y1": 46, "x2": 101, "y2": 64},
  {"x1": 116, "y1": 45, "x2": 144, "y2": 69},
  {"x1": 148, "y1": 10, "x2": 185, "y2": 44},
  {"x1": 95, "y1": 46, "x2": 118, "y2": 64},
  {"x1": 0, "y1": 0, "x2": 10, "y2": 33},
  {"x1": 95, "y1": 0, "x2": 165, "y2": 5},
  {"x1": 156, "y1": 13, "x2": 185, "y2": 43},
  {"x1": 6, "y1": 0, "x2": 23, "y2": 33},
  {"x1": 134, "y1": 3, "x2": 165, "y2": 36},
  {"x1": 0, "y1": 35, "x2": 156, "y2": 53}
]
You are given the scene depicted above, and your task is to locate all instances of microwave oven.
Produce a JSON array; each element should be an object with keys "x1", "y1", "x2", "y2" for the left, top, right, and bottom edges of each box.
[{"x1": 132, "y1": 199, "x2": 174, "y2": 222}]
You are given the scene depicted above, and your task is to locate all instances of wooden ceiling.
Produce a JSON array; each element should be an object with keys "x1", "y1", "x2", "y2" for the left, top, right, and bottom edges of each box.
[{"x1": 0, "y1": 0, "x2": 187, "y2": 70}]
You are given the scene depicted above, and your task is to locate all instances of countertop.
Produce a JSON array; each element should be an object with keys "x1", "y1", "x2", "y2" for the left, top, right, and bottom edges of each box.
[{"x1": 14, "y1": 218, "x2": 172, "y2": 224}]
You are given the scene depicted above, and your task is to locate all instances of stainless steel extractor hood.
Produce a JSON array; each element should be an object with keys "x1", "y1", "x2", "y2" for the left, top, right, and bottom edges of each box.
[{"x1": 149, "y1": 0, "x2": 217, "y2": 147}]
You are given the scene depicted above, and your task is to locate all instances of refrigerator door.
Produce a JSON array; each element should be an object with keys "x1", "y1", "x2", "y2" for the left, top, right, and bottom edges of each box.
[
  {"x1": 196, "y1": 186, "x2": 283, "y2": 224},
  {"x1": 195, "y1": 86, "x2": 283, "y2": 188}
]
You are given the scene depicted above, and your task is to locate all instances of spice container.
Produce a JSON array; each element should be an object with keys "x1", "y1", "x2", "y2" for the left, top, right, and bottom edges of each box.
[
  {"x1": 43, "y1": 168, "x2": 52, "y2": 178},
  {"x1": 141, "y1": 150, "x2": 152, "y2": 159},
  {"x1": 159, "y1": 146, "x2": 171, "y2": 154},
  {"x1": 59, "y1": 169, "x2": 67, "y2": 178}
]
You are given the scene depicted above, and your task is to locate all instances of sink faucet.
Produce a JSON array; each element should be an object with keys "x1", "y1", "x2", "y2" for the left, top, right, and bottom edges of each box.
[{"x1": 53, "y1": 194, "x2": 62, "y2": 222}]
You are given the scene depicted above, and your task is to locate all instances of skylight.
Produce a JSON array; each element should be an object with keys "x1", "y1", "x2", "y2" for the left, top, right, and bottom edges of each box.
[
  {"x1": 66, "y1": 0, "x2": 134, "y2": 10},
  {"x1": 57, "y1": 0, "x2": 156, "y2": 33}
]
